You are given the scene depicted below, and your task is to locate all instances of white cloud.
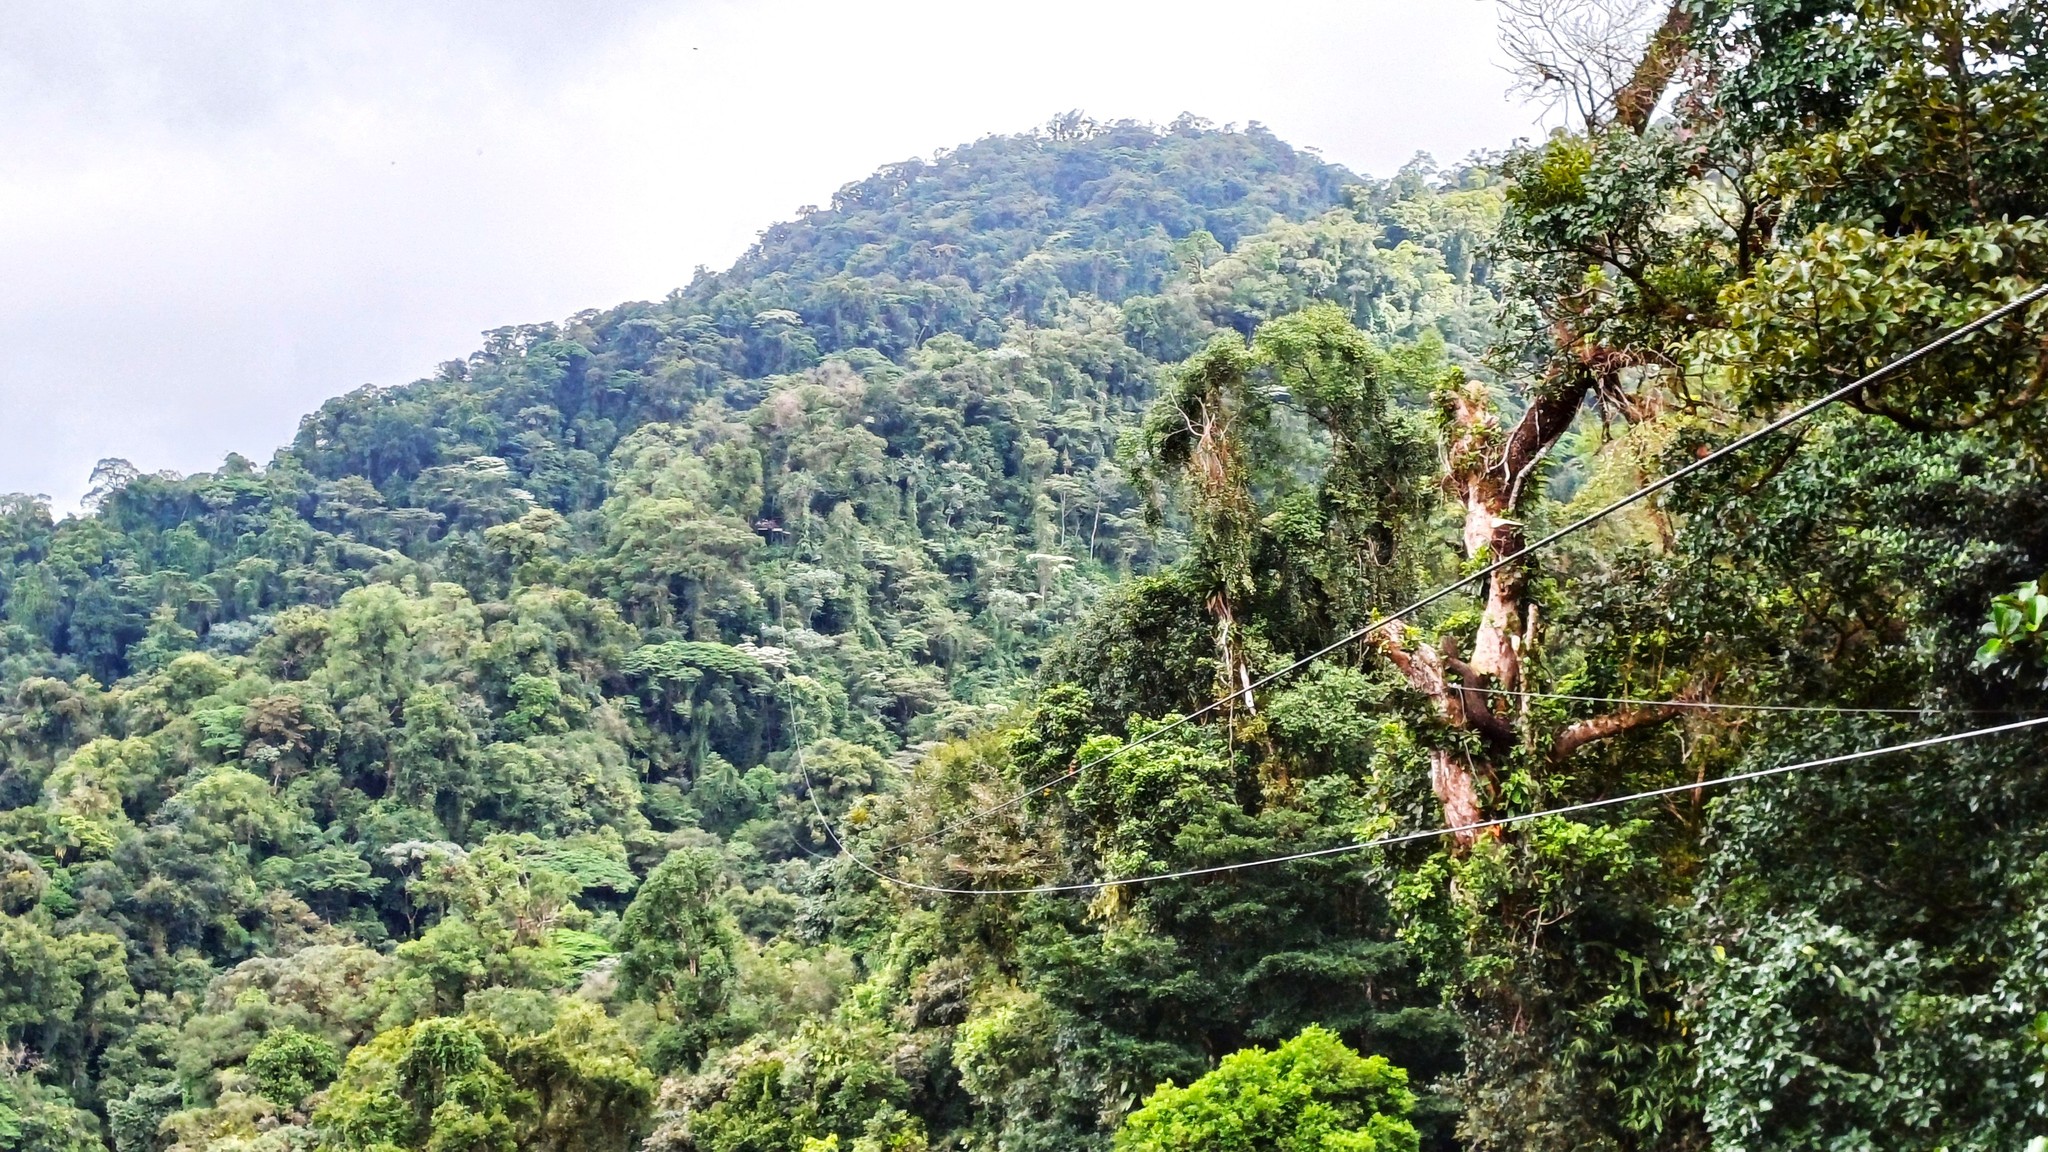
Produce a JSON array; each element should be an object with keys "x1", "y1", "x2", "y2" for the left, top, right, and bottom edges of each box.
[{"x1": 0, "y1": 0, "x2": 1539, "y2": 508}]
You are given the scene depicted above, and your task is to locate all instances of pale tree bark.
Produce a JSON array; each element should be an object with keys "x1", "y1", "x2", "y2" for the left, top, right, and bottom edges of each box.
[
  {"x1": 1180, "y1": 386, "x2": 1261, "y2": 709},
  {"x1": 1380, "y1": 359, "x2": 1687, "y2": 842},
  {"x1": 1431, "y1": 750, "x2": 1488, "y2": 838},
  {"x1": 1371, "y1": 625, "x2": 1515, "y2": 845},
  {"x1": 1360, "y1": 3, "x2": 1702, "y2": 844},
  {"x1": 1444, "y1": 373, "x2": 1591, "y2": 692},
  {"x1": 1209, "y1": 592, "x2": 1257, "y2": 716},
  {"x1": 1549, "y1": 700, "x2": 1690, "y2": 764}
]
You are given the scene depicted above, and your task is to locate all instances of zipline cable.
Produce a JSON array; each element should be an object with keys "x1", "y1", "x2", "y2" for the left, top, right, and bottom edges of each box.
[
  {"x1": 792, "y1": 711, "x2": 2048, "y2": 897},
  {"x1": 887, "y1": 283, "x2": 2048, "y2": 852},
  {"x1": 1457, "y1": 688, "x2": 2016, "y2": 715}
]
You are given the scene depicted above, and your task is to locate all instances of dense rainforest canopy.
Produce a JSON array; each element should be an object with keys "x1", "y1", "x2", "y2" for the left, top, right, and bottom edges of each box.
[{"x1": 6, "y1": 3, "x2": 2048, "y2": 1150}]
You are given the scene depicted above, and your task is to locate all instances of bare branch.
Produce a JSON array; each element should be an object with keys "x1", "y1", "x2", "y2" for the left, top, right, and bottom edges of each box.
[{"x1": 1497, "y1": 0, "x2": 1693, "y2": 133}]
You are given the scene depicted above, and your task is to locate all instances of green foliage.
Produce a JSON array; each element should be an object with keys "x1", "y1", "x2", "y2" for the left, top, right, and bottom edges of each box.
[
  {"x1": 313, "y1": 999, "x2": 656, "y2": 1152},
  {"x1": 1129, "y1": 304, "x2": 1434, "y2": 698},
  {"x1": 1976, "y1": 575, "x2": 2048, "y2": 675},
  {"x1": 0, "y1": 130, "x2": 1438, "y2": 1123},
  {"x1": 616, "y1": 848, "x2": 743, "y2": 1069},
  {"x1": 0, "y1": 1075, "x2": 104, "y2": 1152},
  {"x1": 0, "y1": 915, "x2": 134, "y2": 1102},
  {"x1": 649, "y1": 1005, "x2": 921, "y2": 1152},
  {"x1": 317, "y1": 1016, "x2": 526, "y2": 1152},
  {"x1": 1038, "y1": 572, "x2": 1217, "y2": 727},
  {"x1": 104, "y1": 1081, "x2": 180, "y2": 1152},
  {"x1": 19, "y1": 52, "x2": 2048, "y2": 1152},
  {"x1": 1068, "y1": 722, "x2": 1239, "y2": 879},
  {"x1": 243, "y1": 1027, "x2": 341, "y2": 1109},
  {"x1": 1115, "y1": 1026, "x2": 1418, "y2": 1152}
]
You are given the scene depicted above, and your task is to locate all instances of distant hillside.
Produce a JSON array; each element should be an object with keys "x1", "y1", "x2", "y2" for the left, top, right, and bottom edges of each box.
[
  {"x1": 0, "y1": 116, "x2": 1509, "y2": 796},
  {"x1": 702, "y1": 116, "x2": 1357, "y2": 323},
  {"x1": 0, "y1": 118, "x2": 1501, "y2": 1151},
  {"x1": 279, "y1": 119, "x2": 1494, "y2": 502}
]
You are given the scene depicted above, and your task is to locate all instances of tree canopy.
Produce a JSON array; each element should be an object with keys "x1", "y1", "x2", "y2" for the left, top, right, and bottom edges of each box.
[{"x1": 7, "y1": 13, "x2": 2048, "y2": 1148}]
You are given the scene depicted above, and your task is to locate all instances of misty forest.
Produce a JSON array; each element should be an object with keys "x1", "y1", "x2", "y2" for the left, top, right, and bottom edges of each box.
[{"x1": 7, "y1": 2, "x2": 2048, "y2": 1149}]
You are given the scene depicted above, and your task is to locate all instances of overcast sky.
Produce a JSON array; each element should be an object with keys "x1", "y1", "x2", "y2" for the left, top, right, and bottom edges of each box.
[{"x1": 0, "y1": 0, "x2": 1541, "y2": 509}]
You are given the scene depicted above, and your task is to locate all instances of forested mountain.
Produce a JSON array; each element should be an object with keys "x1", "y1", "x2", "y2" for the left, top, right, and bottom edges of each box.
[
  {"x1": 0, "y1": 119, "x2": 1501, "y2": 1152},
  {"x1": 7, "y1": 3, "x2": 2048, "y2": 1147}
]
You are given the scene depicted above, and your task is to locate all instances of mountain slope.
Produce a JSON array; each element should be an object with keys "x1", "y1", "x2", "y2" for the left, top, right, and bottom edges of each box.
[{"x1": 0, "y1": 120, "x2": 1498, "y2": 1152}]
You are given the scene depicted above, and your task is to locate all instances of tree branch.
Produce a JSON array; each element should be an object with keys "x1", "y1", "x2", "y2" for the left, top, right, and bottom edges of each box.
[
  {"x1": 1444, "y1": 652, "x2": 1519, "y2": 750},
  {"x1": 1610, "y1": 1, "x2": 1696, "y2": 133},
  {"x1": 1548, "y1": 701, "x2": 1687, "y2": 764},
  {"x1": 1502, "y1": 362, "x2": 1598, "y2": 508}
]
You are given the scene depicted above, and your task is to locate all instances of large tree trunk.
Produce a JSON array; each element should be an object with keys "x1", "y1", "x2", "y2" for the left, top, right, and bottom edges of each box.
[
  {"x1": 1431, "y1": 750, "x2": 1488, "y2": 841},
  {"x1": 1380, "y1": 369, "x2": 1693, "y2": 842},
  {"x1": 1373, "y1": 5, "x2": 1702, "y2": 837},
  {"x1": 1371, "y1": 625, "x2": 1503, "y2": 845},
  {"x1": 1611, "y1": 1, "x2": 1697, "y2": 133}
]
